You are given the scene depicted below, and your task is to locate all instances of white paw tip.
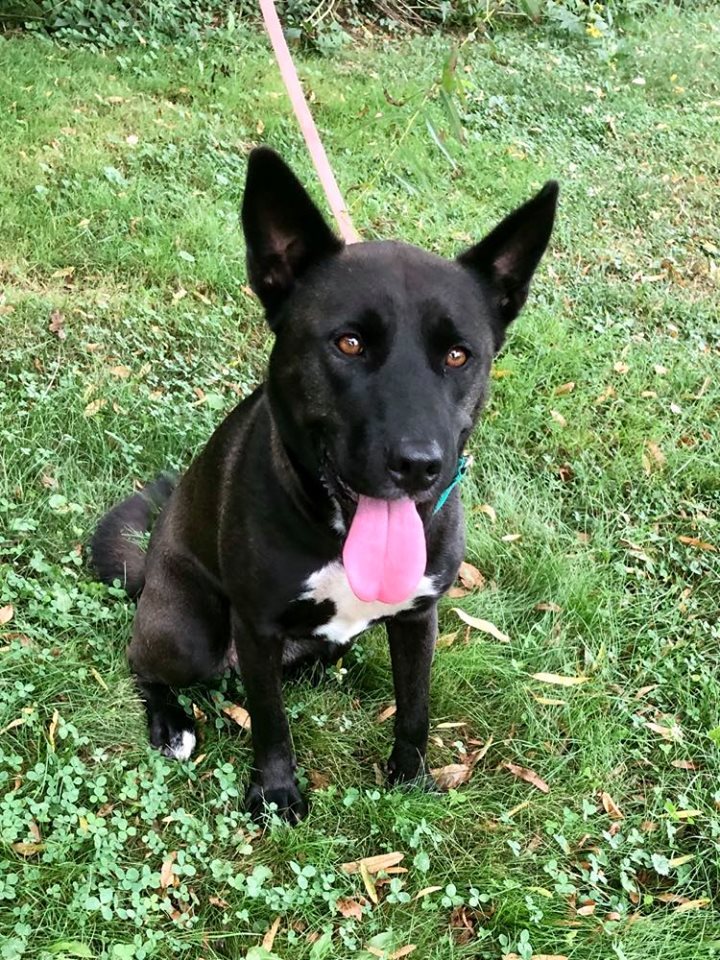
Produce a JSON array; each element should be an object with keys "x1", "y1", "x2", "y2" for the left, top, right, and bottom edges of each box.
[{"x1": 166, "y1": 729, "x2": 196, "y2": 761}]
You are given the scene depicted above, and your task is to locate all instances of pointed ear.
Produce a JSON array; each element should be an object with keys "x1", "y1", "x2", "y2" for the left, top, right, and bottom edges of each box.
[
  {"x1": 458, "y1": 180, "x2": 559, "y2": 348},
  {"x1": 241, "y1": 147, "x2": 344, "y2": 321}
]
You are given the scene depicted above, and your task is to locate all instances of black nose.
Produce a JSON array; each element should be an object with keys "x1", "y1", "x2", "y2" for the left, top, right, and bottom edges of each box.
[{"x1": 388, "y1": 440, "x2": 443, "y2": 493}]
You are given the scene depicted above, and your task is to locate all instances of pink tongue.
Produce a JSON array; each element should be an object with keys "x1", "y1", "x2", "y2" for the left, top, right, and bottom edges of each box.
[{"x1": 342, "y1": 496, "x2": 426, "y2": 604}]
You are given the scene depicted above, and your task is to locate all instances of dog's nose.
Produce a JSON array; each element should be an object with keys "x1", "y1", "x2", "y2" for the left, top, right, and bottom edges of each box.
[{"x1": 388, "y1": 440, "x2": 443, "y2": 493}]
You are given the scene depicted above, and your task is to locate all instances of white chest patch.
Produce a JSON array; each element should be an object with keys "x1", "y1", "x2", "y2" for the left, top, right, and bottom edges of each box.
[{"x1": 301, "y1": 561, "x2": 437, "y2": 646}]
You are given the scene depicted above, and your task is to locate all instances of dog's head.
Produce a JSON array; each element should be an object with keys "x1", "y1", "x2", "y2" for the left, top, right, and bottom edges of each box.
[{"x1": 242, "y1": 147, "x2": 558, "y2": 510}]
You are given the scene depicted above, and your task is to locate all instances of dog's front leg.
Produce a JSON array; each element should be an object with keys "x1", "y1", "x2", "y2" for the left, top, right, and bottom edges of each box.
[
  {"x1": 386, "y1": 604, "x2": 437, "y2": 787},
  {"x1": 232, "y1": 613, "x2": 307, "y2": 824}
]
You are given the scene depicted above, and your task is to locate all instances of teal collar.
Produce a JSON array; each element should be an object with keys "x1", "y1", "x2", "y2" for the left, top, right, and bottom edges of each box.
[{"x1": 433, "y1": 456, "x2": 469, "y2": 515}]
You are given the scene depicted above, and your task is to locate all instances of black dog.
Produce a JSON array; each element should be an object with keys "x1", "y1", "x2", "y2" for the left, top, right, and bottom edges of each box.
[{"x1": 92, "y1": 147, "x2": 557, "y2": 823}]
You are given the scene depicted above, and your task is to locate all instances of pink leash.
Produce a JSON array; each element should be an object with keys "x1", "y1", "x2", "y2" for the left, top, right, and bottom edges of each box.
[{"x1": 258, "y1": 0, "x2": 361, "y2": 245}]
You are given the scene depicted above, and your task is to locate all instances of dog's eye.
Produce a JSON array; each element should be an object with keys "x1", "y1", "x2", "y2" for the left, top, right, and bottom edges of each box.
[
  {"x1": 446, "y1": 346, "x2": 469, "y2": 368},
  {"x1": 336, "y1": 334, "x2": 364, "y2": 357}
]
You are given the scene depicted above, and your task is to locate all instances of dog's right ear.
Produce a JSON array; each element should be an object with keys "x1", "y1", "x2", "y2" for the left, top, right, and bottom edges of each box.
[{"x1": 241, "y1": 147, "x2": 344, "y2": 323}]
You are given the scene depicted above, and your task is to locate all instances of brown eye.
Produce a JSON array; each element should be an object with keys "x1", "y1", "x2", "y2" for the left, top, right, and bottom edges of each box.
[
  {"x1": 446, "y1": 346, "x2": 469, "y2": 368},
  {"x1": 336, "y1": 334, "x2": 364, "y2": 357}
]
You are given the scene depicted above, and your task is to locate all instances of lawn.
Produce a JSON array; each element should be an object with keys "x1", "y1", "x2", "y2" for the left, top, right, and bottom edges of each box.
[{"x1": 1, "y1": 7, "x2": 719, "y2": 959}]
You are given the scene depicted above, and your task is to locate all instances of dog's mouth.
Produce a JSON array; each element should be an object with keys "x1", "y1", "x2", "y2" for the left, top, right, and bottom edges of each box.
[{"x1": 320, "y1": 451, "x2": 429, "y2": 605}]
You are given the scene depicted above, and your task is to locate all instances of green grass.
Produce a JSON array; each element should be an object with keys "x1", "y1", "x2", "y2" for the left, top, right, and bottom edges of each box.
[{"x1": 1, "y1": 9, "x2": 719, "y2": 960}]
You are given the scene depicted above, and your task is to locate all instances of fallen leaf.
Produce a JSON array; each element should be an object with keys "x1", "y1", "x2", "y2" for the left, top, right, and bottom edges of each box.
[
  {"x1": 601, "y1": 792, "x2": 624, "y2": 819},
  {"x1": 532, "y1": 695, "x2": 566, "y2": 706},
  {"x1": 654, "y1": 364, "x2": 668, "y2": 375},
  {"x1": 0, "y1": 605, "x2": 14, "y2": 626},
  {"x1": 336, "y1": 897, "x2": 365, "y2": 920},
  {"x1": 674, "y1": 898, "x2": 710, "y2": 913},
  {"x1": 90, "y1": 667, "x2": 109, "y2": 692},
  {"x1": 430, "y1": 763, "x2": 475, "y2": 790},
  {"x1": 29, "y1": 821, "x2": 41, "y2": 843},
  {"x1": 672, "y1": 809, "x2": 702, "y2": 820},
  {"x1": 447, "y1": 586, "x2": 469, "y2": 599},
  {"x1": 595, "y1": 385, "x2": 616, "y2": 405},
  {"x1": 671, "y1": 759, "x2": 699, "y2": 770},
  {"x1": 12, "y1": 842, "x2": 45, "y2": 857},
  {"x1": 192, "y1": 703, "x2": 207, "y2": 723},
  {"x1": 535, "y1": 602, "x2": 561, "y2": 613},
  {"x1": 576, "y1": 902, "x2": 596, "y2": 917},
  {"x1": 531, "y1": 672, "x2": 589, "y2": 687},
  {"x1": 450, "y1": 905, "x2": 477, "y2": 944},
  {"x1": 669, "y1": 854, "x2": 694, "y2": 867},
  {"x1": 436, "y1": 631, "x2": 458, "y2": 648},
  {"x1": 643, "y1": 440, "x2": 666, "y2": 473},
  {"x1": 222, "y1": 703, "x2": 251, "y2": 730},
  {"x1": 0, "y1": 716, "x2": 27, "y2": 735},
  {"x1": 415, "y1": 885, "x2": 443, "y2": 900},
  {"x1": 360, "y1": 861, "x2": 379, "y2": 905},
  {"x1": 614, "y1": 361, "x2": 630, "y2": 374},
  {"x1": 677, "y1": 536, "x2": 716, "y2": 552},
  {"x1": 389, "y1": 947, "x2": 416, "y2": 959},
  {"x1": 452, "y1": 608, "x2": 510, "y2": 643},
  {"x1": 83, "y1": 398, "x2": 106, "y2": 418},
  {"x1": 458, "y1": 561, "x2": 485, "y2": 591},
  {"x1": 502, "y1": 761, "x2": 549, "y2": 794},
  {"x1": 49, "y1": 309, "x2": 66, "y2": 339},
  {"x1": 554, "y1": 381, "x2": 575, "y2": 395},
  {"x1": 501, "y1": 533, "x2": 522, "y2": 543},
  {"x1": 646, "y1": 720, "x2": 682, "y2": 741},
  {"x1": 309, "y1": 769, "x2": 331, "y2": 790},
  {"x1": 209, "y1": 895, "x2": 229, "y2": 909},
  {"x1": 159, "y1": 851, "x2": 177, "y2": 888},
  {"x1": 109, "y1": 365, "x2": 132, "y2": 379},
  {"x1": 262, "y1": 916, "x2": 281, "y2": 951},
  {"x1": 550, "y1": 409, "x2": 567, "y2": 427},
  {"x1": 341, "y1": 852, "x2": 404, "y2": 875},
  {"x1": 477, "y1": 503, "x2": 497, "y2": 523},
  {"x1": 376, "y1": 703, "x2": 397, "y2": 724},
  {"x1": 436, "y1": 721, "x2": 467, "y2": 729},
  {"x1": 48, "y1": 709, "x2": 60, "y2": 750}
]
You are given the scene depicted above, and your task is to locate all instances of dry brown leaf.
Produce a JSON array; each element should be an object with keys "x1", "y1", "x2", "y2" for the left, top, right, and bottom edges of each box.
[
  {"x1": 49, "y1": 309, "x2": 66, "y2": 339},
  {"x1": 430, "y1": 763, "x2": 474, "y2": 791},
  {"x1": 643, "y1": 440, "x2": 666, "y2": 473},
  {"x1": 550, "y1": 409, "x2": 567, "y2": 427},
  {"x1": 677, "y1": 536, "x2": 716, "y2": 552},
  {"x1": 458, "y1": 561, "x2": 485, "y2": 591},
  {"x1": 0, "y1": 716, "x2": 27, "y2": 735},
  {"x1": 614, "y1": 361, "x2": 630, "y2": 374},
  {"x1": 222, "y1": 703, "x2": 251, "y2": 731},
  {"x1": 452, "y1": 608, "x2": 510, "y2": 643},
  {"x1": 159, "y1": 851, "x2": 177, "y2": 888},
  {"x1": 436, "y1": 721, "x2": 467, "y2": 730},
  {"x1": 109, "y1": 365, "x2": 132, "y2": 379},
  {"x1": 576, "y1": 902, "x2": 596, "y2": 917},
  {"x1": 674, "y1": 898, "x2": 710, "y2": 913},
  {"x1": 554, "y1": 381, "x2": 575, "y2": 395},
  {"x1": 0, "y1": 605, "x2": 14, "y2": 626},
  {"x1": 12, "y1": 842, "x2": 45, "y2": 857},
  {"x1": 535, "y1": 602, "x2": 561, "y2": 613},
  {"x1": 336, "y1": 897, "x2": 365, "y2": 920},
  {"x1": 376, "y1": 703, "x2": 397, "y2": 724},
  {"x1": 501, "y1": 533, "x2": 522, "y2": 543},
  {"x1": 646, "y1": 720, "x2": 682, "y2": 741},
  {"x1": 415, "y1": 885, "x2": 443, "y2": 900},
  {"x1": 83, "y1": 398, "x2": 106, "y2": 418},
  {"x1": 502, "y1": 761, "x2": 549, "y2": 794},
  {"x1": 447, "y1": 586, "x2": 469, "y2": 599},
  {"x1": 531, "y1": 672, "x2": 588, "y2": 687},
  {"x1": 208, "y1": 895, "x2": 229, "y2": 909},
  {"x1": 309, "y1": 769, "x2": 331, "y2": 790},
  {"x1": 436, "y1": 631, "x2": 458, "y2": 648},
  {"x1": 671, "y1": 759, "x2": 699, "y2": 771},
  {"x1": 359, "y1": 861, "x2": 379, "y2": 905},
  {"x1": 48, "y1": 709, "x2": 60, "y2": 751},
  {"x1": 654, "y1": 364, "x2": 668, "y2": 376},
  {"x1": 262, "y1": 916, "x2": 281, "y2": 951},
  {"x1": 341, "y1": 852, "x2": 404, "y2": 875},
  {"x1": 669, "y1": 854, "x2": 694, "y2": 868},
  {"x1": 600, "y1": 792, "x2": 624, "y2": 819},
  {"x1": 477, "y1": 503, "x2": 497, "y2": 523},
  {"x1": 389, "y1": 947, "x2": 416, "y2": 959}
]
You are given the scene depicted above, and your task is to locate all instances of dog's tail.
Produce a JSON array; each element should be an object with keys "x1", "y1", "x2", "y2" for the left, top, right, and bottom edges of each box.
[{"x1": 90, "y1": 473, "x2": 178, "y2": 599}]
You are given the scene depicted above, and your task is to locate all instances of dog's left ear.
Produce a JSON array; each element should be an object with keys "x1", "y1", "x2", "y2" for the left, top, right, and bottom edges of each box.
[
  {"x1": 458, "y1": 180, "x2": 559, "y2": 349},
  {"x1": 241, "y1": 147, "x2": 344, "y2": 323}
]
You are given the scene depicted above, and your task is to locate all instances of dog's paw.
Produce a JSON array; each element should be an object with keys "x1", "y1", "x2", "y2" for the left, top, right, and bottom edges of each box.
[
  {"x1": 387, "y1": 748, "x2": 438, "y2": 792},
  {"x1": 149, "y1": 709, "x2": 197, "y2": 761},
  {"x1": 245, "y1": 780, "x2": 308, "y2": 825}
]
